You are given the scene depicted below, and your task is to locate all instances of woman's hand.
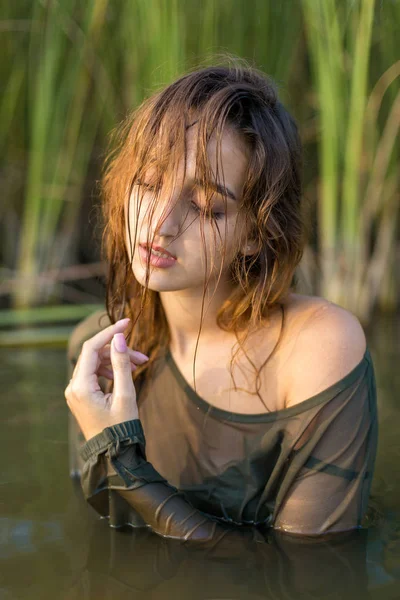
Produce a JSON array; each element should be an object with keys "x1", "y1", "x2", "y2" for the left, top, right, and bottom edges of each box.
[{"x1": 64, "y1": 318, "x2": 149, "y2": 441}]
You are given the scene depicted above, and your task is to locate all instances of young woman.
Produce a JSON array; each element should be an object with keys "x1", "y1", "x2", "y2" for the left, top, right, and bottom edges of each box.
[{"x1": 65, "y1": 61, "x2": 378, "y2": 543}]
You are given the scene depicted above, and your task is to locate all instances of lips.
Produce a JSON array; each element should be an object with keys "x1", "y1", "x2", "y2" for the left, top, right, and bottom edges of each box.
[{"x1": 139, "y1": 243, "x2": 177, "y2": 259}]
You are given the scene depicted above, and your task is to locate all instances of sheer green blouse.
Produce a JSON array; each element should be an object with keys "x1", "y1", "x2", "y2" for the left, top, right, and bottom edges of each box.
[{"x1": 67, "y1": 310, "x2": 378, "y2": 542}]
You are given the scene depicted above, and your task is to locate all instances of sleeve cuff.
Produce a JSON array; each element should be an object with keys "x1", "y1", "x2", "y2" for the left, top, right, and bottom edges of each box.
[{"x1": 79, "y1": 419, "x2": 145, "y2": 462}]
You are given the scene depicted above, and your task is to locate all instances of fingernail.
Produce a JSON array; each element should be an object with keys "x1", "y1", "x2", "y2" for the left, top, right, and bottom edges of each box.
[
  {"x1": 114, "y1": 333, "x2": 127, "y2": 352},
  {"x1": 117, "y1": 318, "x2": 130, "y2": 324}
]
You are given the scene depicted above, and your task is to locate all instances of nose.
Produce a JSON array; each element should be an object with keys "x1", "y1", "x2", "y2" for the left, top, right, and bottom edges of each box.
[{"x1": 147, "y1": 185, "x2": 189, "y2": 240}]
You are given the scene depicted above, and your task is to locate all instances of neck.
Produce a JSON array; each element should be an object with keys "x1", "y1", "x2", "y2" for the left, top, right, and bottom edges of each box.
[{"x1": 159, "y1": 278, "x2": 236, "y2": 358}]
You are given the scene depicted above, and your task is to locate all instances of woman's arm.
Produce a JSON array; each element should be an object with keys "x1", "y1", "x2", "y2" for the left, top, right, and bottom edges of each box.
[
  {"x1": 66, "y1": 317, "x2": 265, "y2": 544},
  {"x1": 80, "y1": 418, "x2": 266, "y2": 544}
]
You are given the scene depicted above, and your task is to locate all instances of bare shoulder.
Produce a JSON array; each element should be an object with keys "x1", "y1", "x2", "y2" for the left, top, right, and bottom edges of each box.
[
  {"x1": 284, "y1": 294, "x2": 367, "y2": 408},
  {"x1": 67, "y1": 309, "x2": 110, "y2": 364}
]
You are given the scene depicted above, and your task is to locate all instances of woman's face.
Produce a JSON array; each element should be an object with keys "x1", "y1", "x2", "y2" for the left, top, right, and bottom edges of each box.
[{"x1": 124, "y1": 124, "x2": 252, "y2": 293}]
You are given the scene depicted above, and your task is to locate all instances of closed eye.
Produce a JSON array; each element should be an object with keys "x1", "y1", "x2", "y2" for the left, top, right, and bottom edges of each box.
[
  {"x1": 134, "y1": 180, "x2": 160, "y2": 193},
  {"x1": 190, "y1": 202, "x2": 225, "y2": 220},
  {"x1": 134, "y1": 180, "x2": 225, "y2": 220}
]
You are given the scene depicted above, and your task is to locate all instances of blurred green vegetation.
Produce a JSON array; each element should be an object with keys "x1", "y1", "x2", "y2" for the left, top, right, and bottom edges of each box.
[{"x1": 1, "y1": 0, "x2": 399, "y2": 344}]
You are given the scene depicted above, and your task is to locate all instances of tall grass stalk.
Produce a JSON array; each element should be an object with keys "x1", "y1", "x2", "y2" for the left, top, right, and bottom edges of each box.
[
  {"x1": 302, "y1": 0, "x2": 347, "y2": 302},
  {"x1": 341, "y1": 0, "x2": 375, "y2": 298}
]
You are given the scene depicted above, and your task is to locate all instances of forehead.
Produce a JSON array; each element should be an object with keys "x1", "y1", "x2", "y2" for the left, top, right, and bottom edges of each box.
[
  {"x1": 185, "y1": 124, "x2": 249, "y2": 185},
  {"x1": 147, "y1": 123, "x2": 250, "y2": 193}
]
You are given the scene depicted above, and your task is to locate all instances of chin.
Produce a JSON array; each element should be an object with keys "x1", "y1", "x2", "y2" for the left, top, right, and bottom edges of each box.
[{"x1": 131, "y1": 265, "x2": 191, "y2": 292}]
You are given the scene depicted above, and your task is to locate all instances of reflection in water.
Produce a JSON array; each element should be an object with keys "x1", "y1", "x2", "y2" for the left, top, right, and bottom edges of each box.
[
  {"x1": 1, "y1": 311, "x2": 399, "y2": 598},
  {"x1": 64, "y1": 519, "x2": 372, "y2": 600},
  {"x1": 0, "y1": 517, "x2": 63, "y2": 559}
]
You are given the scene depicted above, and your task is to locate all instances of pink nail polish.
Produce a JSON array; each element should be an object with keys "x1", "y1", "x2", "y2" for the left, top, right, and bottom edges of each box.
[{"x1": 114, "y1": 333, "x2": 127, "y2": 352}]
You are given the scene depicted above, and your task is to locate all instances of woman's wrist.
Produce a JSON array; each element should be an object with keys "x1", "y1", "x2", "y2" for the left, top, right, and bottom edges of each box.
[{"x1": 79, "y1": 418, "x2": 144, "y2": 462}]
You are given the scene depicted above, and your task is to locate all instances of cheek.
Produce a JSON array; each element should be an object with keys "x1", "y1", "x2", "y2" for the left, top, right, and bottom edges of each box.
[
  {"x1": 125, "y1": 196, "x2": 145, "y2": 251},
  {"x1": 199, "y1": 219, "x2": 238, "y2": 265},
  {"x1": 127, "y1": 192, "x2": 162, "y2": 239},
  {"x1": 124, "y1": 214, "x2": 134, "y2": 259}
]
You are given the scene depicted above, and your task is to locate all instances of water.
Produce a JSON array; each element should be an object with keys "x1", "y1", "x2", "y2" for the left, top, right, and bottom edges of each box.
[{"x1": 1, "y1": 311, "x2": 399, "y2": 599}]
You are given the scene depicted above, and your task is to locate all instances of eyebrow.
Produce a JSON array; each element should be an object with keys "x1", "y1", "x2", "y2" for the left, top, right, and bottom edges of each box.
[
  {"x1": 140, "y1": 166, "x2": 237, "y2": 202},
  {"x1": 193, "y1": 178, "x2": 237, "y2": 202}
]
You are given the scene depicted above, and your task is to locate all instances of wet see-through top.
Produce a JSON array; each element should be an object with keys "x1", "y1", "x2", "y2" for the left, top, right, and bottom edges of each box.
[{"x1": 67, "y1": 310, "x2": 378, "y2": 542}]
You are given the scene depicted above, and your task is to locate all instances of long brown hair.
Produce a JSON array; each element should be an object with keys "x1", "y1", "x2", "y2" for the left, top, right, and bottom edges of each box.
[{"x1": 99, "y1": 56, "x2": 305, "y2": 410}]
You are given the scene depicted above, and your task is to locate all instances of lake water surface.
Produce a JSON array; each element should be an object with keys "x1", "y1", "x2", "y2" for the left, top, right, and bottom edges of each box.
[{"x1": 1, "y1": 310, "x2": 399, "y2": 599}]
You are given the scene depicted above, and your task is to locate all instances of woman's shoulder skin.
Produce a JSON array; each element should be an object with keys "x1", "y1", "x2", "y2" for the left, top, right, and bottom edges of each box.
[{"x1": 283, "y1": 294, "x2": 368, "y2": 409}]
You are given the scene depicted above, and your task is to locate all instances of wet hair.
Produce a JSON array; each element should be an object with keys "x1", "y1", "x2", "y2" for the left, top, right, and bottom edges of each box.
[{"x1": 100, "y1": 56, "x2": 306, "y2": 410}]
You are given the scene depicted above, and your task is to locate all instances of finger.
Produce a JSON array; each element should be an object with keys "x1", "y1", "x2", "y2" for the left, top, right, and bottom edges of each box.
[
  {"x1": 110, "y1": 333, "x2": 139, "y2": 400},
  {"x1": 98, "y1": 361, "x2": 138, "y2": 380},
  {"x1": 75, "y1": 318, "x2": 131, "y2": 381},
  {"x1": 99, "y1": 361, "x2": 138, "y2": 373},
  {"x1": 98, "y1": 366, "x2": 115, "y2": 380},
  {"x1": 101, "y1": 346, "x2": 149, "y2": 364}
]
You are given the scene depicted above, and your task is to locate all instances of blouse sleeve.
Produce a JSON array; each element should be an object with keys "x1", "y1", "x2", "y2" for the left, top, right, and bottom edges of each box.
[
  {"x1": 79, "y1": 419, "x2": 266, "y2": 544},
  {"x1": 272, "y1": 352, "x2": 378, "y2": 535}
]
